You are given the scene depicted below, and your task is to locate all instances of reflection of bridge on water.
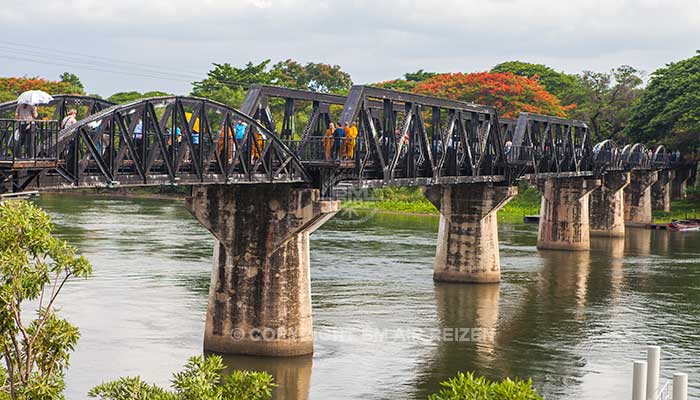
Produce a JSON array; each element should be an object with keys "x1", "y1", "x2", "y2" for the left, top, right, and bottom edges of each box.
[{"x1": 0, "y1": 86, "x2": 697, "y2": 359}]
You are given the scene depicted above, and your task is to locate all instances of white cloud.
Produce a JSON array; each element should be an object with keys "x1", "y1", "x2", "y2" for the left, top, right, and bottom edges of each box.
[{"x1": 0, "y1": 0, "x2": 698, "y2": 95}]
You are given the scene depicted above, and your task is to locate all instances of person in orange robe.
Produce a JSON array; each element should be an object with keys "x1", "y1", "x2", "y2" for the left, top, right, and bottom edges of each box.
[
  {"x1": 323, "y1": 122, "x2": 335, "y2": 160},
  {"x1": 346, "y1": 121, "x2": 358, "y2": 159}
]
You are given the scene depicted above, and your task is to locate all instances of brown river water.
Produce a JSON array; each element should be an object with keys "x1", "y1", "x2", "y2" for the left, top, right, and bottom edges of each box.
[{"x1": 34, "y1": 194, "x2": 700, "y2": 399}]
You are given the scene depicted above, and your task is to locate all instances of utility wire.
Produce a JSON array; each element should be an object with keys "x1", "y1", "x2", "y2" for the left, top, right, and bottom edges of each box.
[{"x1": 1, "y1": 39, "x2": 256, "y2": 90}]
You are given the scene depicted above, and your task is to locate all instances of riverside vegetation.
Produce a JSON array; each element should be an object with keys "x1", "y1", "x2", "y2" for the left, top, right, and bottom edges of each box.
[{"x1": 344, "y1": 184, "x2": 700, "y2": 224}]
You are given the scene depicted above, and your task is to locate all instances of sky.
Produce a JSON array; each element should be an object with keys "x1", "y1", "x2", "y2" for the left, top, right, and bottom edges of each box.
[{"x1": 1, "y1": 0, "x2": 699, "y2": 97}]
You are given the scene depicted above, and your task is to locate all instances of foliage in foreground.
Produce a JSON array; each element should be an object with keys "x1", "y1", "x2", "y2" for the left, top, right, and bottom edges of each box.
[
  {"x1": 88, "y1": 355, "x2": 274, "y2": 400},
  {"x1": 428, "y1": 372, "x2": 543, "y2": 400},
  {"x1": 0, "y1": 200, "x2": 92, "y2": 400}
]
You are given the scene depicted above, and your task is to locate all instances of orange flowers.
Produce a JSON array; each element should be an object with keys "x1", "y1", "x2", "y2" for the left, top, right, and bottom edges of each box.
[
  {"x1": 413, "y1": 72, "x2": 571, "y2": 118},
  {"x1": 0, "y1": 77, "x2": 82, "y2": 97}
]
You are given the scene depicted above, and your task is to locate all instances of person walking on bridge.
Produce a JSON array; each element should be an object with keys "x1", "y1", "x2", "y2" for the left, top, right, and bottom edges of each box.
[
  {"x1": 324, "y1": 122, "x2": 335, "y2": 160},
  {"x1": 15, "y1": 103, "x2": 38, "y2": 157},
  {"x1": 332, "y1": 123, "x2": 346, "y2": 161},
  {"x1": 346, "y1": 121, "x2": 358, "y2": 160},
  {"x1": 60, "y1": 109, "x2": 78, "y2": 130}
]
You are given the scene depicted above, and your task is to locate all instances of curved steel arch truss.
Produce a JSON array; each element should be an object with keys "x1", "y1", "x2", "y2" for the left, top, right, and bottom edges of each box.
[
  {"x1": 22, "y1": 96, "x2": 309, "y2": 191},
  {"x1": 621, "y1": 143, "x2": 652, "y2": 170},
  {"x1": 592, "y1": 139, "x2": 623, "y2": 173},
  {"x1": 0, "y1": 94, "x2": 114, "y2": 120}
]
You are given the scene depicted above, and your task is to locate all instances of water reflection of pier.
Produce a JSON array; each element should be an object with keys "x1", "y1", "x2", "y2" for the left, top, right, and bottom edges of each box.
[{"x1": 219, "y1": 354, "x2": 312, "y2": 400}]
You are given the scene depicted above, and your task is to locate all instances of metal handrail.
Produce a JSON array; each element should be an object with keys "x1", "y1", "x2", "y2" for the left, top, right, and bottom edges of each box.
[
  {"x1": 284, "y1": 137, "x2": 355, "y2": 162},
  {"x1": 0, "y1": 119, "x2": 60, "y2": 163},
  {"x1": 656, "y1": 379, "x2": 671, "y2": 400}
]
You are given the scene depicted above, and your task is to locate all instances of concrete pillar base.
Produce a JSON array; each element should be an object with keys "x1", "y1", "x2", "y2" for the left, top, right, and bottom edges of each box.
[
  {"x1": 625, "y1": 171, "x2": 658, "y2": 225},
  {"x1": 590, "y1": 172, "x2": 630, "y2": 238},
  {"x1": 536, "y1": 177, "x2": 601, "y2": 251},
  {"x1": 423, "y1": 183, "x2": 517, "y2": 284},
  {"x1": 652, "y1": 170, "x2": 673, "y2": 212},
  {"x1": 186, "y1": 184, "x2": 339, "y2": 357}
]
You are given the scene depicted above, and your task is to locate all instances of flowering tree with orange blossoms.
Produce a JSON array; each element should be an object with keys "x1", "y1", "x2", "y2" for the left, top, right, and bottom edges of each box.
[
  {"x1": 413, "y1": 72, "x2": 574, "y2": 118},
  {"x1": 0, "y1": 76, "x2": 85, "y2": 103}
]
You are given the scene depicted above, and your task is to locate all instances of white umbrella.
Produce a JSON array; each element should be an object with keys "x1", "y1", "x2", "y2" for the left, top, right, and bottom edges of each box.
[{"x1": 17, "y1": 90, "x2": 54, "y2": 106}]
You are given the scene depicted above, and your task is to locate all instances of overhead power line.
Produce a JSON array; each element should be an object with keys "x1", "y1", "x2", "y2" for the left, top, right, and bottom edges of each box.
[{"x1": 0, "y1": 40, "x2": 253, "y2": 91}]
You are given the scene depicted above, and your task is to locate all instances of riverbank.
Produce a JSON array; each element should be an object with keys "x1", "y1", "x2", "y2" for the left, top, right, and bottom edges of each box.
[
  {"x1": 343, "y1": 185, "x2": 541, "y2": 222},
  {"x1": 345, "y1": 186, "x2": 700, "y2": 224},
  {"x1": 42, "y1": 185, "x2": 699, "y2": 224}
]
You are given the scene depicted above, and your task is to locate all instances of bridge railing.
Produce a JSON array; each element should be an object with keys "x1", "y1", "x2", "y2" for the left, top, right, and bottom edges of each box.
[
  {"x1": 283, "y1": 137, "x2": 356, "y2": 163},
  {"x1": 504, "y1": 145, "x2": 537, "y2": 165},
  {"x1": 0, "y1": 119, "x2": 60, "y2": 165}
]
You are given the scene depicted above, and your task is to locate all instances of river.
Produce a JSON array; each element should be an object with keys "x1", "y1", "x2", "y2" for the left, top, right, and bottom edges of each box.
[{"x1": 35, "y1": 194, "x2": 700, "y2": 400}]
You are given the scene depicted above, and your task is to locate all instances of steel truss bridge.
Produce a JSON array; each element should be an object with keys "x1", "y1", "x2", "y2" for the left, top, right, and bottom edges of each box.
[{"x1": 0, "y1": 87, "x2": 684, "y2": 195}]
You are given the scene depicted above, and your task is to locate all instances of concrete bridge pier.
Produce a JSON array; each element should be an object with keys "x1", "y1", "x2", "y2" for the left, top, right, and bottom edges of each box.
[
  {"x1": 671, "y1": 167, "x2": 691, "y2": 200},
  {"x1": 536, "y1": 177, "x2": 601, "y2": 251},
  {"x1": 652, "y1": 170, "x2": 674, "y2": 212},
  {"x1": 423, "y1": 183, "x2": 517, "y2": 284},
  {"x1": 590, "y1": 172, "x2": 630, "y2": 237},
  {"x1": 624, "y1": 171, "x2": 658, "y2": 225},
  {"x1": 186, "y1": 184, "x2": 339, "y2": 357}
]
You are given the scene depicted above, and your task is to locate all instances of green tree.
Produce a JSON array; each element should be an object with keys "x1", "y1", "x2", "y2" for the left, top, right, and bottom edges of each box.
[
  {"x1": 191, "y1": 61, "x2": 274, "y2": 108},
  {"x1": 296, "y1": 62, "x2": 352, "y2": 94},
  {"x1": 88, "y1": 355, "x2": 273, "y2": 400},
  {"x1": 374, "y1": 69, "x2": 438, "y2": 92},
  {"x1": 0, "y1": 200, "x2": 92, "y2": 400},
  {"x1": 107, "y1": 91, "x2": 171, "y2": 104},
  {"x1": 0, "y1": 92, "x2": 14, "y2": 103},
  {"x1": 491, "y1": 61, "x2": 580, "y2": 105},
  {"x1": 626, "y1": 52, "x2": 700, "y2": 151},
  {"x1": 58, "y1": 73, "x2": 84, "y2": 92},
  {"x1": 428, "y1": 372, "x2": 543, "y2": 400},
  {"x1": 571, "y1": 65, "x2": 644, "y2": 142}
]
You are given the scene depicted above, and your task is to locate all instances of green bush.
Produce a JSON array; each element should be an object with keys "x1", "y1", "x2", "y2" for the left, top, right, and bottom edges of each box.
[
  {"x1": 88, "y1": 355, "x2": 274, "y2": 400},
  {"x1": 428, "y1": 372, "x2": 543, "y2": 400},
  {"x1": 0, "y1": 200, "x2": 92, "y2": 400}
]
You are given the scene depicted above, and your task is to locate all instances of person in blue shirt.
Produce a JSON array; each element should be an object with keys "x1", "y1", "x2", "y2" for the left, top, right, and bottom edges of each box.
[
  {"x1": 133, "y1": 118, "x2": 143, "y2": 140},
  {"x1": 132, "y1": 118, "x2": 144, "y2": 155},
  {"x1": 235, "y1": 120, "x2": 247, "y2": 140},
  {"x1": 332, "y1": 123, "x2": 346, "y2": 160}
]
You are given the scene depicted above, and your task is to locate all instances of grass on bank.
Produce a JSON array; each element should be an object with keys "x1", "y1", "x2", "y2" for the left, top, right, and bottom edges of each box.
[
  {"x1": 343, "y1": 185, "x2": 700, "y2": 224},
  {"x1": 653, "y1": 199, "x2": 700, "y2": 223},
  {"x1": 342, "y1": 185, "x2": 542, "y2": 222}
]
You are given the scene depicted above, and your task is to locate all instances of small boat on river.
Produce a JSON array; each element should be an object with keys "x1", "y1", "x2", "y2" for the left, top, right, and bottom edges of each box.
[{"x1": 667, "y1": 219, "x2": 700, "y2": 232}]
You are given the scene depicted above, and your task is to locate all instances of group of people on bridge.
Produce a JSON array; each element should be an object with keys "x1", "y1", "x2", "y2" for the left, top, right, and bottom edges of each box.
[{"x1": 324, "y1": 121, "x2": 358, "y2": 161}]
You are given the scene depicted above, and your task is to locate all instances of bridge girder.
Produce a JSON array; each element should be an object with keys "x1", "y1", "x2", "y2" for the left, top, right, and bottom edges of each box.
[
  {"x1": 1, "y1": 96, "x2": 309, "y2": 192},
  {"x1": 0, "y1": 86, "x2": 683, "y2": 195}
]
